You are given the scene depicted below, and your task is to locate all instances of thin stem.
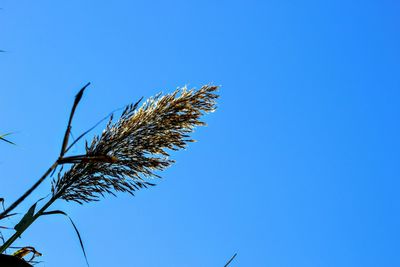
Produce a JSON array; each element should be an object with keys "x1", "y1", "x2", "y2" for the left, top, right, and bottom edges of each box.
[
  {"x1": 0, "y1": 197, "x2": 57, "y2": 253},
  {"x1": 0, "y1": 83, "x2": 90, "y2": 220},
  {"x1": 0, "y1": 152, "x2": 115, "y2": 220},
  {"x1": 0, "y1": 153, "x2": 116, "y2": 251},
  {"x1": 64, "y1": 108, "x2": 120, "y2": 154},
  {"x1": 0, "y1": 154, "x2": 114, "y2": 220},
  {"x1": 0, "y1": 162, "x2": 58, "y2": 220}
]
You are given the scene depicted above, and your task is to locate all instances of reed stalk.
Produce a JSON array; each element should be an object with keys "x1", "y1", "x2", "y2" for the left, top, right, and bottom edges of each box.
[
  {"x1": 0, "y1": 84, "x2": 219, "y2": 264},
  {"x1": 0, "y1": 197, "x2": 56, "y2": 253},
  {"x1": 0, "y1": 162, "x2": 58, "y2": 220}
]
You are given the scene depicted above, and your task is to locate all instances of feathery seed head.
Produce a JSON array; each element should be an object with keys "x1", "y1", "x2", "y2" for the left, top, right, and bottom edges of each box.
[{"x1": 52, "y1": 85, "x2": 218, "y2": 203}]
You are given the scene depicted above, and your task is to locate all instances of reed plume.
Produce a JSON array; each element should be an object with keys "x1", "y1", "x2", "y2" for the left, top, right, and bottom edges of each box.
[{"x1": 52, "y1": 85, "x2": 218, "y2": 204}]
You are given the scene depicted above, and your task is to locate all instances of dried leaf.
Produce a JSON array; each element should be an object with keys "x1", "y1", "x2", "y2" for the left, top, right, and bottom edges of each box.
[{"x1": 12, "y1": 246, "x2": 42, "y2": 260}]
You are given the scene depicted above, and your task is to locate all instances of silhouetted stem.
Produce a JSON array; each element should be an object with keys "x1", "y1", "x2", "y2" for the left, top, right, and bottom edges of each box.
[
  {"x1": 0, "y1": 162, "x2": 58, "y2": 220},
  {"x1": 0, "y1": 154, "x2": 115, "y2": 221},
  {"x1": 0, "y1": 83, "x2": 90, "y2": 221},
  {"x1": 0, "y1": 197, "x2": 57, "y2": 253}
]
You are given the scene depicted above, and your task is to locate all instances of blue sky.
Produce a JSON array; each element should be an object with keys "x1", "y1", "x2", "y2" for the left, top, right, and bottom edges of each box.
[{"x1": 1, "y1": 1, "x2": 400, "y2": 266}]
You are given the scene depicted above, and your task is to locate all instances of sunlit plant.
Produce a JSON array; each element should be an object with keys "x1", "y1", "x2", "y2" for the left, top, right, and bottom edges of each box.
[{"x1": 0, "y1": 84, "x2": 220, "y2": 266}]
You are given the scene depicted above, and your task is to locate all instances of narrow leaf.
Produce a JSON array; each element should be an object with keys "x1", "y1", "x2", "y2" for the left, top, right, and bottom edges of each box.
[
  {"x1": 60, "y1": 82, "x2": 91, "y2": 157},
  {"x1": 14, "y1": 203, "x2": 36, "y2": 232},
  {"x1": 224, "y1": 253, "x2": 237, "y2": 267},
  {"x1": 41, "y1": 210, "x2": 89, "y2": 266},
  {"x1": 0, "y1": 133, "x2": 15, "y2": 145},
  {"x1": 65, "y1": 109, "x2": 119, "y2": 154}
]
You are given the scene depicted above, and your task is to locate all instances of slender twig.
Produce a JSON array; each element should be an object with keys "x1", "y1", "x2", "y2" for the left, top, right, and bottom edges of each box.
[{"x1": 224, "y1": 253, "x2": 237, "y2": 267}]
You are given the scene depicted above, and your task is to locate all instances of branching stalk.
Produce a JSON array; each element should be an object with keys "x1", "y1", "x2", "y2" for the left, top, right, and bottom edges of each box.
[{"x1": 0, "y1": 85, "x2": 219, "y2": 266}]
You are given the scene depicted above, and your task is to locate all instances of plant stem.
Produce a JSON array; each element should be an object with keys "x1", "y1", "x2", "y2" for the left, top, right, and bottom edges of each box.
[
  {"x1": 0, "y1": 168, "x2": 88, "y2": 253},
  {"x1": 0, "y1": 197, "x2": 57, "y2": 253},
  {"x1": 0, "y1": 153, "x2": 113, "y2": 219},
  {"x1": 0, "y1": 162, "x2": 58, "y2": 220},
  {"x1": 0, "y1": 83, "x2": 91, "y2": 253}
]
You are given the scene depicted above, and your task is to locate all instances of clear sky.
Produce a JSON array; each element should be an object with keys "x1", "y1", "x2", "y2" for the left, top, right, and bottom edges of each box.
[{"x1": 1, "y1": 1, "x2": 400, "y2": 266}]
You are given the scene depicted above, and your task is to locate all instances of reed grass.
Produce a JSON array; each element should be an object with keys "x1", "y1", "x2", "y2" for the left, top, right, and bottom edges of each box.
[
  {"x1": 52, "y1": 85, "x2": 218, "y2": 203},
  {"x1": 0, "y1": 84, "x2": 219, "y2": 265}
]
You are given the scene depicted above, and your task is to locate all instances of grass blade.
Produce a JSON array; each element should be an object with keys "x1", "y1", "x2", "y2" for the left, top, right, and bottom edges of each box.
[
  {"x1": 14, "y1": 203, "x2": 36, "y2": 232},
  {"x1": 224, "y1": 253, "x2": 237, "y2": 267},
  {"x1": 41, "y1": 210, "x2": 89, "y2": 266},
  {"x1": 60, "y1": 82, "x2": 90, "y2": 157},
  {"x1": 0, "y1": 133, "x2": 15, "y2": 145}
]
